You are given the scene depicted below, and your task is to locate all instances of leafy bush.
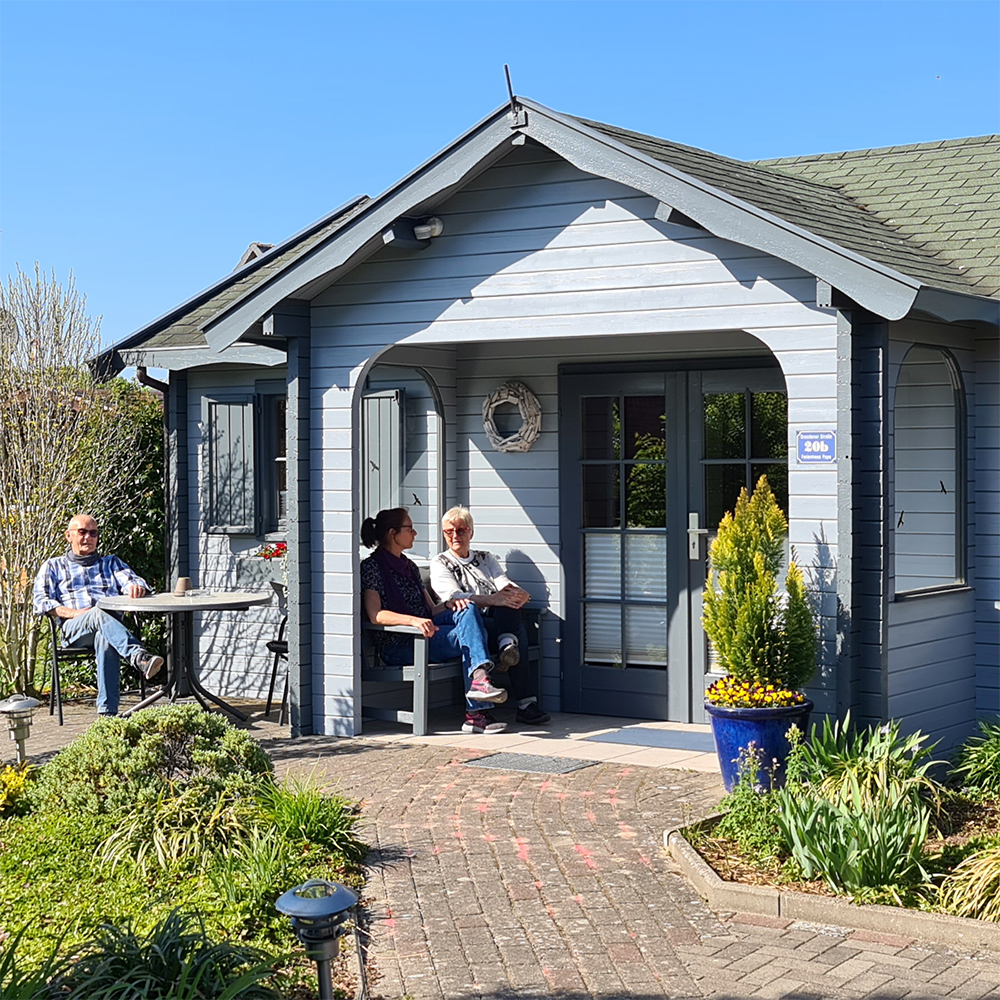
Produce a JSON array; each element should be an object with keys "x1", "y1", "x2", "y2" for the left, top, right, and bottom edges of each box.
[
  {"x1": 29, "y1": 704, "x2": 273, "y2": 814},
  {"x1": 714, "y1": 743, "x2": 784, "y2": 863},
  {"x1": 938, "y1": 845, "x2": 1000, "y2": 922},
  {"x1": 702, "y1": 476, "x2": 816, "y2": 701},
  {"x1": 0, "y1": 911, "x2": 280, "y2": 1000},
  {"x1": 786, "y1": 713, "x2": 944, "y2": 815},
  {"x1": 258, "y1": 775, "x2": 367, "y2": 863},
  {"x1": 952, "y1": 717, "x2": 1000, "y2": 799}
]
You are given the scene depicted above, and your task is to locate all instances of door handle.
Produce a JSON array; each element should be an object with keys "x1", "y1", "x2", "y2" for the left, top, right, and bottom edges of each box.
[{"x1": 687, "y1": 512, "x2": 708, "y2": 560}]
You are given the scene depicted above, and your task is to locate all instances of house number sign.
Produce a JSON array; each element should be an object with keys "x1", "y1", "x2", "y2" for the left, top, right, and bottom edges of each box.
[{"x1": 796, "y1": 430, "x2": 836, "y2": 464}]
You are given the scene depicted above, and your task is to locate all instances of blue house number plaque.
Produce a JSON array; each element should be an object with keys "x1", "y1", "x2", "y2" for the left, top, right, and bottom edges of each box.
[{"x1": 796, "y1": 431, "x2": 836, "y2": 464}]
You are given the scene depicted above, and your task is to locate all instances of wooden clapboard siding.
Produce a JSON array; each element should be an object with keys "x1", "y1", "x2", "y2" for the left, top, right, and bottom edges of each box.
[
  {"x1": 884, "y1": 317, "x2": 979, "y2": 749},
  {"x1": 183, "y1": 368, "x2": 287, "y2": 700},
  {"x1": 975, "y1": 328, "x2": 1000, "y2": 717},
  {"x1": 304, "y1": 145, "x2": 840, "y2": 733}
]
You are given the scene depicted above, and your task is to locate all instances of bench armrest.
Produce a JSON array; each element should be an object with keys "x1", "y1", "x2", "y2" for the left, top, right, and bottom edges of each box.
[{"x1": 361, "y1": 621, "x2": 426, "y2": 636}]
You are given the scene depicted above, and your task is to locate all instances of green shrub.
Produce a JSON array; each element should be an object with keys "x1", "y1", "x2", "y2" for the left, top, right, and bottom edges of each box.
[
  {"x1": 714, "y1": 742, "x2": 784, "y2": 863},
  {"x1": 258, "y1": 775, "x2": 367, "y2": 863},
  {"x1": 938, "y1": 845, "x2": 1000, "y2": 922},
  {"x1": 788, "y1": 713, "x2": 944, "y2": 815},
  {"x1": 29, "y1": 704, "x2": 273, "y2": 815},
  {"x1": 952, "y1": 717, "x2": 1000, "y2": 799},
  {"x1": 4, "y1": 911, "x2": 280, "y2": 1000},
  {"x1": 0, "y1": 763, "x2": 32, "y2": 817}
]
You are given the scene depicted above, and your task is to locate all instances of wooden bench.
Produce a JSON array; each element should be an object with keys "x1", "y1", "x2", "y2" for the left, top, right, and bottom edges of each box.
[{"x1": 361, "y1": 608, "x2": 543, "y2": 736}]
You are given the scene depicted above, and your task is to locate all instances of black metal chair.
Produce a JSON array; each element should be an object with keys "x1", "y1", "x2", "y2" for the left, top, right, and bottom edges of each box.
[
  {"x1": 265, "y1": 615, "x2": 288, "y2": 726},
  {"x1": 43, "y1": 614, "x2": 92, "y2": 726}
]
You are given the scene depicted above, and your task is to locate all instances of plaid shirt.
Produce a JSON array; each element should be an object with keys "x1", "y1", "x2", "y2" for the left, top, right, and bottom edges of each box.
[{"x1": 32, "y1": 554, "x2": 149, "y2": 616}]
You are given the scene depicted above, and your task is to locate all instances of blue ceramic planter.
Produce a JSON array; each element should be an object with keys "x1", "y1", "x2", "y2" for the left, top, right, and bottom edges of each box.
[{"x1": 705, "y1": 699, "x2": 813, "y2": 792}]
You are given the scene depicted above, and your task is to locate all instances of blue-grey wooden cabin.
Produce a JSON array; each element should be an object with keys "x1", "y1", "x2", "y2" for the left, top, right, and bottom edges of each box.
[{"x1": 98, "y1": 99, "x2": 1000, "y2": 748}]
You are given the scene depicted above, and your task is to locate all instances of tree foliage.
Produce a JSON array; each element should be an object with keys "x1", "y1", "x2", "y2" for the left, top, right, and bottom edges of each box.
[
  {"x1": 0, "y1": 264, "x2": 163, "y2": 694},
  {"x1": 702, "y1": 475, "x2": 817, "y2": 691}
]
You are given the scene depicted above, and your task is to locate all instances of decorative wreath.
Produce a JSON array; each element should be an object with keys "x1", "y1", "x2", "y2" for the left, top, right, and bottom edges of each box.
[{"x1": 482, "y1": 381, "x2": 542, "y2": 453}]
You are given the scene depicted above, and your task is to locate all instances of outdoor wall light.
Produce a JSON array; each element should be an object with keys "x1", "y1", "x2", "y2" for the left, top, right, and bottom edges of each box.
[
  {"x1": 412, "y1": 216, "x2": 444, "y2": 240},
  {"x1": 276, "y1": 878, "x2": 360, "y2": 1000},
  {"x1": 0, "y1": 694, "x2": 41, "y2": 764}
]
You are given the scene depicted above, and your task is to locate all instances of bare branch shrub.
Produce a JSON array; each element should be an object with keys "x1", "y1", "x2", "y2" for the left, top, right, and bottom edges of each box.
[{"x1": 0, "y1": 264, "x2": 151, "y2": 693}]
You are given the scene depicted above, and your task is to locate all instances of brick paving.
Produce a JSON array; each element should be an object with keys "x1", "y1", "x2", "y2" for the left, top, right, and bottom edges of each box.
[{"x1": 20, "y1": 698, "x2": 1000, "y2": 999}]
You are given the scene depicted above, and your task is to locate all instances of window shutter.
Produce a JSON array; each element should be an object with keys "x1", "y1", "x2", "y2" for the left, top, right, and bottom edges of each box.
[
  {"x1": 206, "y1": 396, "x2": 257, "y2": 533},
  {"x1": 362, "y1": 390, "x2": 403, "y2": 519}
]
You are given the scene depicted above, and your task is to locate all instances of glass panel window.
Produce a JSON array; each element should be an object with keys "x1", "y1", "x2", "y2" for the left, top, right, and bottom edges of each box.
[
  {"x1": 623, "y1": 395, "x2": 665, "y2": 459},
  {"x1": 585, "y1": 535, "x2": 621, "y2": 598},
  {"x1": 704, "y1": 392, "x2": 745, "y2": 459},
  {"x1": 625, "y1": 462, "x2": 666, "y2": 528},
  {"x1": 582, "y1": 397, "x2": 619, "y2": 459},
  {"x1": 582, "y1": 465, "x2": 620, "y2": 528},
  {"x1": 894, "y1": 345, "x2": 963, "y2": 593},
  {"x1": 754, "y1": 462, "x2": 787, "y2": 516},
  {"x1": 705, "y1": 464, "x2": 747, "y2": 529},
  {"x1": 584, "y1": 604, "x2": 621, "y2": 666},
  {"x1": 625, "y1": 605, "x2": 667, "y2": 668},
  {"x1": 625, "y1": 535, "x2": 667, "y2": 600},
  {"x1": 751, "y1": 392, "x2": 787, "y2": 459}
]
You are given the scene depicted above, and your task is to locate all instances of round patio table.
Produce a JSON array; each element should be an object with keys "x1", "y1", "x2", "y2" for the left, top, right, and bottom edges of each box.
[{"x1": 97, "y1": 590, "x2": 272, "y2": 721}]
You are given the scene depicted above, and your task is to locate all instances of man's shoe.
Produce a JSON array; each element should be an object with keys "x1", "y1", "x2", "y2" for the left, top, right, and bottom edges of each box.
[
  {"x1": 516, "y1": 702, "x2": 550, "y2": 726},
  {"x1": 462, "y1": 710, "x2": 507, "y2": 734},
  {"x1": 467, "y1": 676, "x2": 508, "y2": 704},
  {"x1": 496, "y1": 639, "x2": 519, "y2": 672},
  {"x1": 136, "y1": 651, "x2": 164, "y2": 680}
]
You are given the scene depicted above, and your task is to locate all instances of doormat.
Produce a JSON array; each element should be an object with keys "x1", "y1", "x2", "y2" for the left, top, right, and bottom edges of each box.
[
  {"x1": 585, "y1": 728, "x2": 717, "y2": 752},
  {"x1": 463, "y1": 752, "x2": 597, "y2": 774}
]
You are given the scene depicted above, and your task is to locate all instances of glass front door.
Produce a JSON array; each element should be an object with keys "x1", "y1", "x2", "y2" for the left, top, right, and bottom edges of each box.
[{"x1": 560, "y1": 367, "x2": 787, "y2": 722}]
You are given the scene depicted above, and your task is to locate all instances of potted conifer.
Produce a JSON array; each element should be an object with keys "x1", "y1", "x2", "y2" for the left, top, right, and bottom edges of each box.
[{"x1": 702, "y1": 476, "x2": 817, "y2": 790}]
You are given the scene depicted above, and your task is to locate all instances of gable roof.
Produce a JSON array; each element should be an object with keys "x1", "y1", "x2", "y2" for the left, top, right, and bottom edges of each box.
[
  {"x1": 103, "y1": 100, "x2": 998, "y2": 370},
  {"x1": 576, "y1": 119, "x2": 997, "y2": 299}
]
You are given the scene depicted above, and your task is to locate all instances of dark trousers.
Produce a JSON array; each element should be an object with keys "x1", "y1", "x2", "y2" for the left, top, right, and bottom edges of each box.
[{"x1": 484, "y1": 607, "x2": 537, "y2": 703}]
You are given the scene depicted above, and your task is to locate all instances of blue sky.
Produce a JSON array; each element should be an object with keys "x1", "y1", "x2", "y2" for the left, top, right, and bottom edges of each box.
[{"x1": 2, "y1": 0, "x2": 998, "y2": 350}]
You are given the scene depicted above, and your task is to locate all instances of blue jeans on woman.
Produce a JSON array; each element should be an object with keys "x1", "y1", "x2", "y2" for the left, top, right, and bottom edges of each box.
[
  {"x1": 379, "y1": 604, "x2": 492, "y2": 712},
  {"x1": 60, "y1": 606, "x2": 145, "y2": 715}
]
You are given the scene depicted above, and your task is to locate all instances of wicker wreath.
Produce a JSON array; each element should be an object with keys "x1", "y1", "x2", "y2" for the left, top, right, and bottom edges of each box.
[{"x1": 482, "y1": 381, "x2": 542, "y2": 453}]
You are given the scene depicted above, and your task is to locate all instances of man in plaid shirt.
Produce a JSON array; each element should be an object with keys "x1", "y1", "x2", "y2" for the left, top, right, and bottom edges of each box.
[{"x1": 33, "y1": 513, "x2": 163, "y2": 717}]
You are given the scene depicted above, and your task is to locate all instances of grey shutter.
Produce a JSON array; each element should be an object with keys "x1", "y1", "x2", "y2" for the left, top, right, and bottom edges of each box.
[
  {"x1": 205, "y1": 396, "x2": 257, "y2": 533},
  {"x1": 362, "y1": 390, "x2": 403, "y2": 519}
]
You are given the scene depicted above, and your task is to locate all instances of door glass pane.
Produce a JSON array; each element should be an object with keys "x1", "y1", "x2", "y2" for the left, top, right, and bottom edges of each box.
[
  {"x1": 751, "y1": 392, "x2": 787, "y2": 459},
  {"x1": 624, "y1": 396, "x2": 665, "y2": 460},
  {"x1": 582, "y1": 465, "x2": 620, "y2": 527},
  {"x1": 582, "y1": 397, "x2": 620, "y2": 459},
  {"x1": 753, "y1": 462, "x2": 788, "y2": 516},
  {"x1": 706, "y1": 463, "x2": 747, "y2": 528},
  {"x1": 625, "y1": 462, "x2": 666, "y2": 527},
  {"x1": 584, "y1": 604, "x2": 621, "y2": 666},
  {"x1": 626, "y1": 605, "x2": 667, "y2": 668},
  {"x1": 585, "y1": 534, "x2": 621, "y2": 598},
  {"x1": 704, "y1": 392, "x2": 745, "y2": 458},
  {"x1": 625, "y1": 534, "x2": 667, "y2": 600}
]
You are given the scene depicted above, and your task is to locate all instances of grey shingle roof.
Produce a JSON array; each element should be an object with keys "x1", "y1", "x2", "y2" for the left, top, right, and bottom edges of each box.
[
  {"x1": 123, "y1": 196, "x2": 371, "y2": 354},
  {"x1": 575, "y1": 118, "x2": 998, "y2": 300}
]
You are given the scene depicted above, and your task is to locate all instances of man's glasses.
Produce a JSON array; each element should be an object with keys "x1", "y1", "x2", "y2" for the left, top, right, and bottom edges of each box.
[{"x1": 71, "y1": 528, "x2": 99, "y2": 537}]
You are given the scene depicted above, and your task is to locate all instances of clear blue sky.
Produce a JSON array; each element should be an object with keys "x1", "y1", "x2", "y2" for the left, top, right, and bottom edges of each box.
[{"x1": 2, "y1": 0, "x2": 998, "y2": 350}]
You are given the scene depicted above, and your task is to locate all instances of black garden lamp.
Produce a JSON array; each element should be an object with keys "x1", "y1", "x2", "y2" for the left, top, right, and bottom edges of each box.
[
  {"x1": 276, "y1": 878, "x2": 359, "y2": 1000},
  {"x1": 0, "y1": 694, "x2": 41, "y2": 764}
]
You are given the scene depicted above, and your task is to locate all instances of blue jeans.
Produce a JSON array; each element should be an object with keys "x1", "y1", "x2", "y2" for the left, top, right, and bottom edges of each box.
[
  {"x1": 60, "y1": 607, "x2": 144, "y2": 715},
  {"x1": 379, "y1": 605, "x2": 492, "y2": 711}
]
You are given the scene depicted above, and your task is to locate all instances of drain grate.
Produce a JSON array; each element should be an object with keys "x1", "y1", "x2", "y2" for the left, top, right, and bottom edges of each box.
[{"x1": 464, "y1": 752, "x2": 598, "y2": 774}]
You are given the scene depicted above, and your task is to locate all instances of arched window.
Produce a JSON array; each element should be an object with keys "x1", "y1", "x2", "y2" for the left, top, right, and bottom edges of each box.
[{"x1": 893, "y1": 345, "x2": 965, "y2": 595}]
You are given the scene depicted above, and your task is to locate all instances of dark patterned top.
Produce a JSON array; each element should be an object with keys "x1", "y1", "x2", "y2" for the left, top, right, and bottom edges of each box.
[{"x1": 361, "y1": 555, "x2": 427, "y2": 652}]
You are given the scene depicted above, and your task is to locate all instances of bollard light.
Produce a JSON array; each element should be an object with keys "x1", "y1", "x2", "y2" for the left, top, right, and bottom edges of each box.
[
  {"x1": 0, "y1": 694, "x2": 41, "y2": 764},
  {"x1": 276, "y1": 878, "x2": 359, "y2": 1000}
]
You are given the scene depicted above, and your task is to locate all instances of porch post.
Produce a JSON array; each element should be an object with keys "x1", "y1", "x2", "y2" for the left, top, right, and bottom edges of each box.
[{"x1": 165, "y1": 372, "x2": 191, "y2": 691}]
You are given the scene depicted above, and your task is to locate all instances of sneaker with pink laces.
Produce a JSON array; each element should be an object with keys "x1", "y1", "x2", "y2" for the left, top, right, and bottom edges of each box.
[
  {"x1": 462, "y1": 710, "x2": 507, "y2": 733},
  {"x1": 467, "y1": 676, "x2": 508, "y2": 703}
]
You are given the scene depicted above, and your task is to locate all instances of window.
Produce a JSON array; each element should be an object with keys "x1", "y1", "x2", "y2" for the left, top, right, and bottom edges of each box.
[
  {"x1": 203, "y1": 386, "x2": 287, "y2": 536},
  {"x1": 893, "y1": 345, "x2": 964, "y2": 595}
]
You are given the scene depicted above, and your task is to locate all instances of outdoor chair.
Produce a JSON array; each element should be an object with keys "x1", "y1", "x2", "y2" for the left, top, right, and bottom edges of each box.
[{"x1": 264, "y1": 614, "x2": 289, "y2": 726}]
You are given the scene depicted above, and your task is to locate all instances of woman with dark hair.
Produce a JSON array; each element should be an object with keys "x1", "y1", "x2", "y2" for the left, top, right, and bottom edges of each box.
[{"x1": 360, "y1": 507, "x2": 508, "y2": 733}]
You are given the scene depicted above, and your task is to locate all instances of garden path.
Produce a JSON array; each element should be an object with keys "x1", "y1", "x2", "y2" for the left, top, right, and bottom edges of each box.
[{"x1": 26, "y1": 698, "x2": 1000, "y2": 1000}]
